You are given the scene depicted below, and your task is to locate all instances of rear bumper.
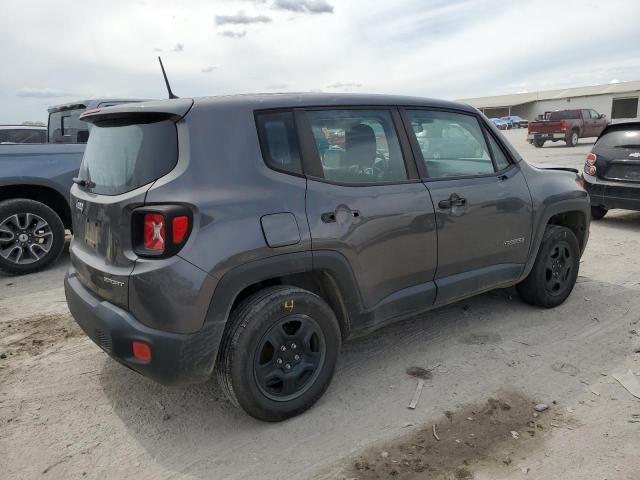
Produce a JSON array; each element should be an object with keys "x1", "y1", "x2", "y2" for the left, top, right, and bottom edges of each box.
[
  {"x1": 527, "y1": 133, "x2": 566, "y2": 141},
  {"x1": 65, "y1": 268, "x2": 223, "y2": 385},
  {"x1": 584, "y1": 175, "x2": 640, "y2": 211}
]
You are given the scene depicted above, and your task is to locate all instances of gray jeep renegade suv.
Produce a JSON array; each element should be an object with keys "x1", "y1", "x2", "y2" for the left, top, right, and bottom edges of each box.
[{"x1": 65, "y1": 93, "x2": 589, "y2": 421}]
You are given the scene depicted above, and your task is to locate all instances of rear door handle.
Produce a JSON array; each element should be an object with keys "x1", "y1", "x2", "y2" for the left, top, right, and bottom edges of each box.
[
  {"x1": 438, "y1": 195, "x2": 466, "y2": 209},
  {"x1": 321, "y1": 212, "x2": 336, "y2": 223},
  {"x1": 321, "y1": 208, "x2": 360, "y2": 223}
]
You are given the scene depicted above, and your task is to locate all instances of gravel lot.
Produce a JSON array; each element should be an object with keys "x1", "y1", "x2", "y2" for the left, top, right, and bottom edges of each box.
[{"x1": 2, "y1": 129, "x2": 640, "y2": 480}]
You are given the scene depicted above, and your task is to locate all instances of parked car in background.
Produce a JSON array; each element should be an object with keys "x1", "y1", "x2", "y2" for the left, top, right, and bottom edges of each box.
[
  {"x1": 0, "y1": 98, "x2": 145, "y2": 275},
  {"x1": 583, "y1": 121, "x2": 640, "y2": 219},
  {"x1": 490, "y1": 117, "x2": 508, "y2": 130},
  {"x1": 527, "y1": 109, "x2": 609, "y2": 148},
  {"x1": 0, "y1": 125, "x2": 47, "y2": 144},
  {"x1": 502, "y1": 116, "x2": 528, "y2": 129},
  {"x1": 65, "y1": 93, "x2": 589, "y2": 422}
]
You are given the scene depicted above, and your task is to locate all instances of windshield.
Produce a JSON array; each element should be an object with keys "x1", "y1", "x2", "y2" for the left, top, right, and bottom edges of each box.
[
  {"x1": 78, "y1": 119, "x2": 178, "y2": 195},
  {"x1": 48, "y1": 108, "x2": 89, "y2": 143}
]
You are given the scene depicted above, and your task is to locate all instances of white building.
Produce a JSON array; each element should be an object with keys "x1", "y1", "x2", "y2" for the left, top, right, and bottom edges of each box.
[{"x1": 458, "y1": 80, "x2": 640, "y2": 122}]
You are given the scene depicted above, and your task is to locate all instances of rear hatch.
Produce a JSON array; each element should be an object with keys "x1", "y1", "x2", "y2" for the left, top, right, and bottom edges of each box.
[
  {"x1": 592, "y1": 123, "x2": 640, "y2": 183},
  {"x1": 69, "y1": 99, "x2": 193, "y2": 308}
]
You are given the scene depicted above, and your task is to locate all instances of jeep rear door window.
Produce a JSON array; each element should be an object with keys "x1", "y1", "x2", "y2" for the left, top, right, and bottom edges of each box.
[
  {"x1": 405, "y1": 110, "x2": 494, "y2": 178},
  {"x1": 256, "y1": 111, "x2": 302, "y2": 175},
  {"x1": 78, "y1": 119, "x2": 178, "y2": 196},
  {"x1": 305, "y1": 109, "x2": 407, "y2": 184}
]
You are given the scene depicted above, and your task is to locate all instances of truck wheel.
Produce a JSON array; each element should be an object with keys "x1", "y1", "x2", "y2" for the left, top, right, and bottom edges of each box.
[
  {"x1": 516, "y1": 225, "x2": 580, "y2": 308},
  {"x1": 0, "y1": 199, "x2": 65, "y2": 275},
  {"x1": 533, "y1": 139, "x2": 545, "y2": 148},
  {"x1": 590, "y1": 206, "x2": 608, "y2": 220},
  {"x1": 216, "y1": 285, "x2": 341, "y2": 421},
  {"x1": 566, "y1": 130, "x2": 579, "y2": 147}
]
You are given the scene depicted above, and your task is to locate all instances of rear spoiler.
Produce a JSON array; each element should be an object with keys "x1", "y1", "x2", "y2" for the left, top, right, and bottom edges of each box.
[{"x1": 79, "y1": 98, "x2": 194, "y2": 124}]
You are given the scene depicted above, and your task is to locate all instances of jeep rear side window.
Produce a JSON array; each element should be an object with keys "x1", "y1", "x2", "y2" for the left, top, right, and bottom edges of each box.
[
  {"x1": 256, "y1": 111, "x2": 302, "y2": 175},
  {"x1": 405, "y1": 110, "x2": 494, "y2": 178},
  {"x1": 305, "y1": 109, "x2": 407, "y2": 184}
]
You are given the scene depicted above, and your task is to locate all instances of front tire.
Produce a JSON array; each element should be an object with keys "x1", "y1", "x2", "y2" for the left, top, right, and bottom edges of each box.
[
  {"x1": 517, "y1": 225, "x2": 580, "y2": 308},
  {"x1": 216, "y1": 286, "x2": 341, "y2": 421},
  {"x1": 533, "y1": 139, "x2": 545, "y2": 148},
  {"x1": 591, "y1": 205, "x2": 608, "y2": 220},
  {"x1": 0, "y1": 199, "x2": 65, "y2": 275}
]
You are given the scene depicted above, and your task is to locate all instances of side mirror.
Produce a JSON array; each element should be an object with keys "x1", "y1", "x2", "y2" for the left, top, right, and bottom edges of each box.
[{"x1": 600, "y1": 114, "x2": 606, "y2": 119}]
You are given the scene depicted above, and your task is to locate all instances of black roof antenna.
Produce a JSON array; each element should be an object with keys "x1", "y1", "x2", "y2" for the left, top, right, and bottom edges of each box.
[{"x1": 158, "y1": 56, "x2": 179, "y2": 99}]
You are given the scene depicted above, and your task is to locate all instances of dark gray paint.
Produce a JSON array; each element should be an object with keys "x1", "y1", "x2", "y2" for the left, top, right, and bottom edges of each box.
[
  {"x1": 426, "y1": 166, "x2": 533, "y2": 302},
  {"x1": 260, "y1": 213, "x2": 301, "y2": 247},
  {"x1": 65, "y1": 93, "x2": 591, "y2": 379},
  {"x1": 305, "y1": 180, "x2": 438, "y2": 310}
]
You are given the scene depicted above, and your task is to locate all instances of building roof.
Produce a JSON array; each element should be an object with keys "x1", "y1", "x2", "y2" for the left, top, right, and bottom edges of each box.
[{"x1": 458, "y1": 80, "x2": 640, "y2": 109}]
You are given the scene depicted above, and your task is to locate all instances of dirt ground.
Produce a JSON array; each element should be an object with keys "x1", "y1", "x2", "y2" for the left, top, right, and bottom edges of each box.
[{"x1": 2, "y1": 130, "x2": 640, "y2": 480}]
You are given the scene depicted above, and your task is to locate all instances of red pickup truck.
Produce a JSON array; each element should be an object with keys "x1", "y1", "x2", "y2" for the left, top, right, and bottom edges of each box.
[{"x1": 527, "y1": 108, "x2": 609, "y2": 148}]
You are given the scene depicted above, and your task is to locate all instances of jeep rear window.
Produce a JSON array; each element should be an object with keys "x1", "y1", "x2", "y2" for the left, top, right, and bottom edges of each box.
[{"x1": 78, "y1": 119, "x2": 178, "y2": 196}]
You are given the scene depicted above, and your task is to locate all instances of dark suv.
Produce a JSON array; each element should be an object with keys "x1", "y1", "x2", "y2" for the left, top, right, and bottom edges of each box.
[
  {"x1": 583, "y1": 121, "x2": 640, "y2": 219},
  {"x1": 65, "y1": 94, "x2": 590, "y2": 421}
]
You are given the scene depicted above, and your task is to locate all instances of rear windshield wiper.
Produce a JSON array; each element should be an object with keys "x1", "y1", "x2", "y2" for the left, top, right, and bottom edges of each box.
[
  {"x1": 72, "y1": 177, "x2": 96, "y2": 189},
  {"x1": 613, "y1": 144, "x2": 640, "y2": 149}
]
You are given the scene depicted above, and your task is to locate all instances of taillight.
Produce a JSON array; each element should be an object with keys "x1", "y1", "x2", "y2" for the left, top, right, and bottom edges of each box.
[
  {"x1": 560, "y1": 120, "x2": 568, "y2": 131},
  {"x1": 172, "y1": 215, "x2": 189, "y2": 243},
  {"x1": 584, "y1": 152, "x2": 597, "y2": 176},
  {"x1": 144, "y1": 213, "x2": 165, "y2": 251},
  {"x1": 133, "y1": 206, "x2": 192, "y2": 257}
]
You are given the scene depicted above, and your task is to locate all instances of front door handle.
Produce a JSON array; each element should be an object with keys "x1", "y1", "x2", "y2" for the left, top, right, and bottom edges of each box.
[{"x1": 438, "y1": 194, "x2": 466, "y2": 210}]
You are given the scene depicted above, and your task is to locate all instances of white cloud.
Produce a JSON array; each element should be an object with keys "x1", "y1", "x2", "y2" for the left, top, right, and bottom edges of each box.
[
  {"x1": 273, "y1": 0, "x2": 334, "y2": 14},
  {"x1": 219, "y1": 30, "x2": 247, "y2": 38},
  {"x1": 214, "y1": 11, "x2": 272, "y2": 25}
]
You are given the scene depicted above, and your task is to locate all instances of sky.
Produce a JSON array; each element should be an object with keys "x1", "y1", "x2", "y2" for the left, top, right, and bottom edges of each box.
[{"x1": 2, "y1": 0, "x2": 640, "y2": 123}]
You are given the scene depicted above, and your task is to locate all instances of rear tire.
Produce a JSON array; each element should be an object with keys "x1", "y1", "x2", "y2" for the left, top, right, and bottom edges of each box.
[
  {"x1": 590, "y1": 206, "x2": 608, "y2": 220},
  {"x1": 533, "y1": 139, "x2": 545, "y2": 148},
  {"x1": 566, "y1": 130, "x2": 579, "y2": 147},
  {"x1": 216, "y1": 285, "x2": 341, "y2": 421},
  {"x1": 517, "y1": 225, "x2": 580, "y2": 308},
  {"x1": 0, "y1": 199, "x2": 65, "y2": 275}
]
